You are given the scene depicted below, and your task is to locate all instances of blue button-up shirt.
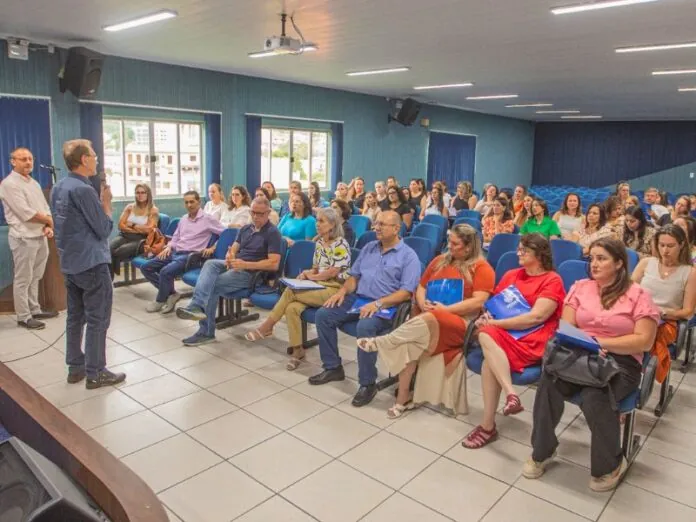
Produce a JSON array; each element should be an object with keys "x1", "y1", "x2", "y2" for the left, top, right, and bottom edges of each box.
[
  {"x1": 51, "y1": 173, "x2": 113, "y2": 274},
  {"x1": 349, "y1": 240, "x2": 421, "y2": 300}
]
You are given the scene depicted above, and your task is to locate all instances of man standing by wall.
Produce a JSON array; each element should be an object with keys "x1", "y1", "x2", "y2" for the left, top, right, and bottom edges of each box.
[
  {"x1": 51, "y1": 139, "x2": 126, "y2": 389},
  {"x1": 0, "y1": 147, "x2": 58, "y2": 330}
]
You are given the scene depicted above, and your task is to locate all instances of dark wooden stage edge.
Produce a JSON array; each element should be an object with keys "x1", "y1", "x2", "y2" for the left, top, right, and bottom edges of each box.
[{"x1": 0, "y1": 363, "x2": 168, "y2": 522}]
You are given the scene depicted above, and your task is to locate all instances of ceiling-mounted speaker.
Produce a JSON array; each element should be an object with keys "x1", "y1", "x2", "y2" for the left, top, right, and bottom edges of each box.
[
  {"x1": 59, "y1": 47, "x2": 105, "y2": 98},
  {"x1": 388, "y1": 97, "x2": 422, "y2": 126}
]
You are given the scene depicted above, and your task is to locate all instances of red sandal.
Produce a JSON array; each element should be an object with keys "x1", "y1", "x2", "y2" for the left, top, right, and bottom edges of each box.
[
  {"x1": 503, "y1": 394, "x2": 524, "y2": 416},
  {"x1": 461, "y1": 425, "x2": 498, "y2": 449}
]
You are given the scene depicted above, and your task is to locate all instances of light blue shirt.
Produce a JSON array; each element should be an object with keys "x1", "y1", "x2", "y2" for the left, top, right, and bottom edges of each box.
[
  {"x1": 350, "y1": 240, "x2": 421, "y2": 300},
  {"x1": 278, "y1": 213, "x2": 317, "y2": 241}
]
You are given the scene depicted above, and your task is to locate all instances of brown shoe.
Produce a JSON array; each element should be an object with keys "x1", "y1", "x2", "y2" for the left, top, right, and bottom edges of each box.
[
  {"x1": 67, "y1": 370, "x2": 86, "y2": 384},
  {"x1": 86, "y1": 369, "x2": 127, "y2": 390}
]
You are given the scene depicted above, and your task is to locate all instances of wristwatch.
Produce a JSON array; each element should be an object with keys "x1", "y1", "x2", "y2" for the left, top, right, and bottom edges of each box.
[{"x1": 374, "y1": 300, "x2": 384, "y2": 310}]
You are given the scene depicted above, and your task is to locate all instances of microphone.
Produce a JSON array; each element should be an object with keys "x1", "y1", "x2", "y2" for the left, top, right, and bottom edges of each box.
[{"x1": 39, "y1": 164, "x2": 61, "y2": 184}]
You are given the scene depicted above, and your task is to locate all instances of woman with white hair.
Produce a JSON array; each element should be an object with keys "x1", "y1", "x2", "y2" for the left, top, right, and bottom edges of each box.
[{"x1": 245, "y1": 207, "x2": 352, "y2": 370}]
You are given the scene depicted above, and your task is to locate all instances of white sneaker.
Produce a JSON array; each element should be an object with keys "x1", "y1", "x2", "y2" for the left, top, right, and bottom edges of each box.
[
  {"x1": 160, "y1": 292, "x2": 181, "y2": 314},
  {"x1": 589, "y1": 457, "x2": 628, "y2": 492},
  {"x1": 146, "y1": 301, "x2": 164, "y2": 313},
  {"x1": 522, "y1": 451, "x2": 556, "y2": 479}
]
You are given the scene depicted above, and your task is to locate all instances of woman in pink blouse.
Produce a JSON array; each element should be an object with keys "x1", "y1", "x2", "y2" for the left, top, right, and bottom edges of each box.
[{"x1": 523, "y1": 238, "x2": 659, "y2": 493}]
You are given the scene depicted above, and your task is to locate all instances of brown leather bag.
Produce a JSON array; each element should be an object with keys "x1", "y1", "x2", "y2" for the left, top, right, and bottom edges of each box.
[{"x1": 142, "y1": 228, "x2": 167, "y2": 257}]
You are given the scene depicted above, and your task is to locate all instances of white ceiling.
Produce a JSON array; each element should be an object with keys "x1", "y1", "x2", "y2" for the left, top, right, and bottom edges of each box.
[{"x1": 3, "y1": 0, "x2": 696, "y2": 121}]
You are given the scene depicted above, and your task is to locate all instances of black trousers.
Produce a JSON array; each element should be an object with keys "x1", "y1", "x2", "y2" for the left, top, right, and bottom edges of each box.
[
  {"x1": 109, "y1": 233, "x2": 145, "y2": 275},
  {"x1": 531, "y1": 355, "x2": 641, "y2": 477}
]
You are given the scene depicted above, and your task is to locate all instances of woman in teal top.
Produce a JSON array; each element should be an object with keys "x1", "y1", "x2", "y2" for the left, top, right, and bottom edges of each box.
[
  {"x1": 520, "y1": 198, "x2": 561, "y2": 239},
  {"x1": 278, "y1": 192, "x2": 317, "y2": 246}
]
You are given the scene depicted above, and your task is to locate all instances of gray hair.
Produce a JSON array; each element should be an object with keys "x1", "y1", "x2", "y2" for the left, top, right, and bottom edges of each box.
[
  {"x1": 316, "y1": 207, "x2": 344, "y2": 240},
  {"x1": 63, "y1": 139, "x2": 93, "y2": 171},
  {"x1": 251, "y1": 196, "x2": 270, "y2": 209}
]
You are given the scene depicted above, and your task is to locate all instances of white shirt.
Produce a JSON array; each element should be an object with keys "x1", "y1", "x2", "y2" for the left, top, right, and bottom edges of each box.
[
  {"x1": 203, "y1": 200, "x2": 226, "y2": 222},
  {"x1": 0, "y1": 171, "x2": 51, "y2": 238},
  {"x1": 220, "y1": 205, "x2": 252, "y2": 227}
]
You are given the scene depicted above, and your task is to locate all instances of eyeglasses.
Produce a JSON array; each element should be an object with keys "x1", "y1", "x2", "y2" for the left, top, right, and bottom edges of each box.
[
  {"x1": 388, "y1": 191, "x2": 398, "y2": 196},
  {"x1": 135, "y1": 191, "x2": 147, "y2": 195},
  {"x1": 374, "y1": 222, "x2": 397, "y2": 228},
  {"x1": 517, "y1": 246, "x2": 533, "y2": 255},
  {"x1": 251, "y1": 210, "x2": 269, "y2": 217}
]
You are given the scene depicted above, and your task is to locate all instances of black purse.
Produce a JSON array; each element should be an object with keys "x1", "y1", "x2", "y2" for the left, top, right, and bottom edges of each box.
[{"x1": 542, "y1": 337, "x2": 621, "y2": 388}]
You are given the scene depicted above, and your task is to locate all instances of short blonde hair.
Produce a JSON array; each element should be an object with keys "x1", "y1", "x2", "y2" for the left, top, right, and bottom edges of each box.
[{"x1": 63, "y1": 139, "x2": 93, "y2": 171}]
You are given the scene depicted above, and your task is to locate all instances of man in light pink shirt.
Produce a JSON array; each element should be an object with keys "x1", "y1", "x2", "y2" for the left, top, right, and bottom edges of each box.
[{"x1": 141, "y1": 191, "x2": 224, "y2": 313}]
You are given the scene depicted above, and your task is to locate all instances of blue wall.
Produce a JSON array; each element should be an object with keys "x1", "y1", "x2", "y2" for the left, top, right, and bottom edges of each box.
[{"x1": 0, "y1": 41, "x2": 534, "y2": 290}]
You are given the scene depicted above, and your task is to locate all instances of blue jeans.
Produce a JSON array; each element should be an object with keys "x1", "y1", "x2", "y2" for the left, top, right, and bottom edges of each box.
[
  {"x1": 64, "y1": 263, "x2": 112, "y2": 378},
  {"x1": 315, "y1": 294, "x2": 391, "y2": 386},
  {"x1": 189, "y1": 260, "x2": 253, "y2": 337},
  {"x1": 141, "y1": 252, "x2": 194, "y2": 302}
]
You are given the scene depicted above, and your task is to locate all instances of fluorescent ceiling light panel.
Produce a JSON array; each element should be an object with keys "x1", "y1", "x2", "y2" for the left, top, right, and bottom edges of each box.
[
  {"x1": 551, "y1": 0, "x2": 659, "y2": 16},
  {"x1": 466, "y1": 94, "x2": 519, "y2": 100},
  {"x1": 678, "y1": 87, "x2": 696, "y2": 92},
  {"x1": 536, "y1": 110, "x2": 580, "y2": 114},
  {"x1": 506, "y1": 103, "x2": 554, "y2": 108},
  {"x1": 561, "y1": 115, "x2": 603, "y2": 119},
  {"x1": 248, "y1": 45, "x2": 317, "y2": 58},
  {"x1": 413, "y1": 83, "x2": 473, "y2": 90},
  {"x1": 616, "y1": 41, "x2": 696, "y2": 53},
  {"x1": 346, "y1": 67, "x2": 410, "y2": 76},
  {"x1": 652, "y1": 69, "x2": 696, "y2": 76},
  {"x1": 103, "y1": 9, "x2": 178, "y2": 32}
]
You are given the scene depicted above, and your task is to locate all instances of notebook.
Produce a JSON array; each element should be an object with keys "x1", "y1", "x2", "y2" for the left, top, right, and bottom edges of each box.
[
  {"x1": 484, "y1": 285, "x2": 542, "y2": 340},
  {"x1": 556, "y1": 320, "x2": 600, "y2": 353},
  {"x1": 347, "y1": 296, "x2": 397, "y2": 320},
  {"x1": 425, "y1": 278, "x2": 464, "y2": 306},
  {"x1": 279, "y1": 278, "x2": 324, "y2": 291}
]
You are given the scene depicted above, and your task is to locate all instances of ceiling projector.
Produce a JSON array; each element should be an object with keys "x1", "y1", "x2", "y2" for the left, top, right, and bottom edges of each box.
[{"x1": 249, "y1": 13, "x2": 317, "y2": 58}]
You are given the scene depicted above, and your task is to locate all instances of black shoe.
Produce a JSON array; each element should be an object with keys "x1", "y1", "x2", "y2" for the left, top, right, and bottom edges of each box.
[
  {"x1": 18, "y1": 318, "x2": 46, "y2": 330},
  {"x1": 86, "y1": 369, "x2": 127, "y2": 390},
  {"x1": 352, "y1": 384, "x2": 378, "y2": 407},
  {"x1": 67, "y1": 370, "x2": 86, "y2": 384},
  {"x1": 33, "y1": 311, "x2": 59, "y2": 320},
  {"x1": 308, "y1": 367, "x2": 345, "y2": 385}
]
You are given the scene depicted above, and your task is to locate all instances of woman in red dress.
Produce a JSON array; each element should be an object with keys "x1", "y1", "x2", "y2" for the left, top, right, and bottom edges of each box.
[{"x1": 462, "y1": 233, "x2": 566, "y2": 449}]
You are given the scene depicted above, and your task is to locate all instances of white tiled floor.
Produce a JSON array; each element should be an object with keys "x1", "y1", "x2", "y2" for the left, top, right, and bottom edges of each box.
[{"x1": 3, "y1": 282, "x2": 696, "y2": 521}]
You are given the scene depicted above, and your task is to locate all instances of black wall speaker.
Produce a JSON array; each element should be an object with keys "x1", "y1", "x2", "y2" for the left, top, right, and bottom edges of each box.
[
  {"x1": 0, "y1": 437, "x2": 102, "y2": 521},
  {"x1": 389, "y1": 98, "x2": 422, "y2": 126},
  {"x1": 59, "y1": 47, "x2": 105, "y2": 98}
]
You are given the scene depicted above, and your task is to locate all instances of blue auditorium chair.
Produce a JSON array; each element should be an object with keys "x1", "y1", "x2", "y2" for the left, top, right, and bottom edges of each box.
[
  {"x1": 551, "y1": 239, "x2": 583, "y2": 269},
  {"x1": 494, "y1": 251, "x2": 520, "y2": 285},
  {"x1": 181, "y1": 229, "x2": 238, "y2": 288},
  {"x1": 157, "y1": 213, "x2": 171, "y2": 234},
  {"x1": 457, "y1": 209, "x2": 481, "y2": 220},
  {"x1": 453, "y1": 217, "x2": 482, "y2": 232},
  {"x1": 557, "y1": 260, "x2": 589, "y2": 292},
  {"x1": 115, "y1": 213, "x2": 172, "y2": 287},
  {"x1": 404, "y1": 236, "x2": 434, "y2": 271},
  {"x1": 355, "y1": 230, "x2": 377, "y2": 249},
  {"x1": 486, "y1": 233, "x2": 520, "y2": 271},
  {"x1": 348, "y1": 215, "x2": 371, "y2": 241},
  {"x1": 164, "y1": 217, "x2": 180, "y2": 239},
  {"x1": 421, "y1": 214, "x2": 449, "y2": 247},
  {"x1": 626, "y1": 248, "x2": 639, "y2": 274},
  {"x1": 411, "y1": 222, "x2": 441, "y2": 260}
]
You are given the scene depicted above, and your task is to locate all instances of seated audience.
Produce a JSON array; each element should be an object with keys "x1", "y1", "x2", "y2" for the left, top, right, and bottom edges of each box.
[
  {"x1": 358, "y1": 224, "x2": 494, "y2": 417},
  {"x1": 141, "y1": 191, "x2": 224, "y2": 314},
  {"x1": 278, "y1": 192, "x2": 317, "y2": 246},
  {"x1": 616, "y1": 181, "x2": 631, "y2": 207},
  {"x1": 525, "y1": 238, "x2": 659, "y2": 491},
  {"x1": 385, "y1": 185, "x2": 413, "y2": 230},
  {"x1": 625, "y1": 195, "x2": 640, "y2": 210},
  {"x1": 632, "y1": 225, "x2": 696, "y2": 383},
  {"x1": 552, "y1": 193, "x2": 584, "y2": 239},
  {"x1": 462, "y1": 234, "x2": 565, "y2": 449},
  {"x1": 262, "y1": 181, "x2": 283, "y2": 214},
  {"x1": 451, "y1": 181, "x2": 473, "y2": 213},
  {"x1": 482, "y1": 196, "x2": 515, "y2": 243},
  {"x1": 362, "y1": 191, "x2": 381, "y2": 223},
  {"x1": 375, "y1": 181, "x2": 389, "y2": 210},
  {"x1": 570, "y1": 203, "x2": 613, "y2": 256},
  {"x1": 512, "y1": 185, "x2": 528, "y2": 214},
  {"x1": 420, "y1": 184, "x2": 449, "y2": 219},
  {"x1": 400, "y1": 186, "x2": 412, "y2": 209},
  {"x1": 514, "y1": 195, "x2": 533, "y2": 228},
  {"x1": 331, "y1": 199, "x2": 356, "y2": 246},
  {"x1": 520, "y1": 198, "x2": 561, "y2": 239},
  {"x1": 604, "y1": 196, "x2": 625, "y2": 240},
  {"x1": 690, "y1": 194, "x2": 696, "y2": 212},
  {"x1": 673, "y1": 216, "x2": 696, "y2": 264},
  {"x1": 203, "y1": 183, "x2": 226, "y2": 221},
  {"x1": 254, "y1": 187, "x2": 280, "y2": 225},
  {"x1": 280, "y1": 180, "x2": 303, "y2": 217},
  {"x1": 309, "y1": 181, "x2": 329, "y2": 211},
  {"x1": 437, "y1": 181, "x2": 453, "y2": 208},
  {"x1": 408, "y1": 178, "x2": 427, "y2": 210},
  {"x1": 643, "y1": 187, "x2": 670, "y2": 221},
  {"x1": 658, "y1": 195, "x2": 691, "y2": 226},
  {"x1": 110, "y1": 183, "x2": 159, "y2": 277},
  {"x1": 308, "y1": 211, "x2": 421, "y2": 408},
  {"x1": 347, "y1": 177, "x2": 366, "y2": 210},
  {"x1": 474, "y1": 184, "x2": 499, "y2": 215},
  {"x1": 175, "y1": 197, "x2": 282, "y2": 345},
  {"x1": 623, "y1": 206, "x2": 655, "y2": 258},
  {"x1": 386, "y1": 176, "x2": 398, "y2": 189},
  {"x1": 244, "y1": 208, "x2": 351, "y2": 369},
  {"x1": 220, "y1": 186, "x2": 252, "y2": 228}
]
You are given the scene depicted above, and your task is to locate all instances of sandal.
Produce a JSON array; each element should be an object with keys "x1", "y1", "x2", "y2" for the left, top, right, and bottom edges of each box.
[
  {"x1": 286, "y1": 347, "x2": 305, "y2": 371},
  {"x1": 244, "y1": 328, "x2": 272, "y2": 342},
  {"x1": 387, "y1": 401, "x2": 414, "y2": 419},
  {"x1": 357, "y1": 337, "x2": 378, "y2": 352},
  {"x1": 461, "y1": 425, "x2": 498, "y2": 449},
  {"x1": 503, "y1": 394, "x2": 524, "y2": 416}
]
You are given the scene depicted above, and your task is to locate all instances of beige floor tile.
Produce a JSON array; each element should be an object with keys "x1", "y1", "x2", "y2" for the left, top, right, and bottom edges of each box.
[
  {"x1": 105, "y1": 342, "x2": 142, "y2": 366},
  {"x1": 361, "y1": 493, "x2": 451, "y2": 522},
  {"x1": 386, "y1": 407, "x2": 465, "y2": 454},
  {"x1": 335, "y1": 392, "x2": 401, "y2": 429},
  {"x1": 0, "y1": 331, "x2": 49, "y2": 360},
  {"x1": 651, "y1": 401, "x2": 696, "y2": 434},
  {"x1": 518, "y1": 388, "x2": 581, "y2": 425},
  {"x1": 109, "y1": 323, "x2": 163, "y2": 345},
  {"x1": 245, "y1": 389, "x2": 329, "y2": 430},
  {"x1": 37, "y1": 379, "x2": 113, "y2": 408},
  {"x1": 292, "y1": 378, "x2": 359, "y2": 406},
  {"x1": 159, "y1": 462, "x2": 272, "y2": 521},
  {"x1": 515, "y1": 458, "x2": 612, "y2": 519},
  {"x1": 672, "y1": 382, "x2": 696, "y2": 409},
  {"x1": 121, "y1": 434, "x2": 222, "y2": 493},
  {"x1": 401, "y1": 457, "x2": 507, "y2": 522},
  {"x1": 6, "y1": 345, "x2": 63, "y2": 371},
  {"x1": 599, "y1": 483, "x2": 696, "y2": 522},
  {"x1": 121, "y1": 373, "x2": 200, "y2": 407},
  {"x1": 255, "y1": 360, "x2": 321, "y2": 388},
  {"x1": 445, "y1": 435, "x2": 530, "y2": 484},
  {"x1": 235, "y1": 496, "x2": 316, "y2": 522},
  {"x1": 149, "y1": 346, "x2": 214, "y2": 371},
  {"x1": 174, "y1": 358, "x2": 248, "y2": 388},
  {"x1": 644, "y1": 423, "x2": 696, "y2": 467},
  {"x1": 152, "y1": 390, "x2": 237, "y2": 430},
  {"x1": 557, "y1": 420, "x2": 592, "y2": 469},
  {"x1": 282, "y1": 461, "x2": 393, "y2": 522},
  {"x1": 208, "y1": 373, "x2": 285, "y2": 406},
  {"x1": 187, "y1": 410, "x2": 280, "y2": 458},
  {"x1": 340, "y1": 431, "x2": 438, "y2": 489},
  {"x1": 124, "y1": 332, "x2": 184, "y2": 357},
  {"x1": 207, "y1": 343, "x2": 287, "y2": 371},
  {"x1": 231, "y1": 433, "x2": 332, "y2": 492},
  {"x1": 482, "y1": 488, "x2": 588, "y2": 522},
  {"x1": 289, "y1": 408, "x2": 379, "y2": 457},
  {"x1": 625, "y1": 450, "x2": 696, "y2": 508},
  {"x1": 60, "y1": 390, "x2": 145, "y2": 431},
  {"x1": 163, "y1": 506, "x2": 183, "y2": 522},
  {"x1": 110, "y1": 358, "x2": 170, "y2": 386},
  {"x1": 148, "y1": 315, "x2": 191, "y2": 333},
  {"x1": 89, "y1": 410, "x2": 179, "y2": 458}
]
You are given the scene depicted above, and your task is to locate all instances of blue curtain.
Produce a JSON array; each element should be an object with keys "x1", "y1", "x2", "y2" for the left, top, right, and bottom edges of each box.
[
  {"x1": 330, "y1": 123, "x2": 344, "y2": 187},
  {"x1": 204, "y1": 114, "x2": 221, "y2": 185},
  {"x1": 533, "y1": 122, "x2": 696, "y2": 187},
  {"x1": 79, "y1": 103, "x2": 105, "y2": 195},
  {"x1": 0, "y1": 97, "x2": 52, "y2": 225},
  {"x1": 246, "y1": 116, "x2": 262, "y2": 190},
  {"x1": 426, "y1": 132, "x2": 477, "y2": 189}
]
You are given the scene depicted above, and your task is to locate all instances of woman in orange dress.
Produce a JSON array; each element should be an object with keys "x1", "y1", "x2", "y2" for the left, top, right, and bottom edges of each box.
[{"x1": 357, "y1": 224, "x2": 495, "y2": 417}]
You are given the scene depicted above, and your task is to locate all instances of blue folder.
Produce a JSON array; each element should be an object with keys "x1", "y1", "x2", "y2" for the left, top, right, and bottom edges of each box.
[
  {"x1": 426, "y1": 278, "x2": 464, "y2": 306},
  {"x1": 347, "y1": 296, "x2": 397, "y2": 320},
  {"x1": 484, "y1": 285, "x2": 542, "y2": 340},
  {"x1": 556, "y1": 320, "x2": 601, "y2": 353}
]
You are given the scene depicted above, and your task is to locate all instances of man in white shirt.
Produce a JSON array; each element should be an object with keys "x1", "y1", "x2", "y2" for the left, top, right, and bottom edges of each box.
[
  {"x1": 0, "y1": 147, "x2": 58, "y2": 330},
  {"x1": 644, "y1": 187, "x2": 669, "y2": 221}
]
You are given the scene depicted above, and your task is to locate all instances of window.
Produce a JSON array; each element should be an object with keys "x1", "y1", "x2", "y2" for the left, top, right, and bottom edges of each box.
[
  {"x1": 103, "y1": 118, "x2": 203, "y2": 198},
  {"x1": 261, "y1": 127, "x2": 330, "y2": 189}
]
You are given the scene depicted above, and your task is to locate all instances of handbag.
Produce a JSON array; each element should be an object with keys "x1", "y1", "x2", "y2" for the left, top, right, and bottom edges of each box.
[{"x1": 542, "y1": 337, "x2": 620, "y2": 389}]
